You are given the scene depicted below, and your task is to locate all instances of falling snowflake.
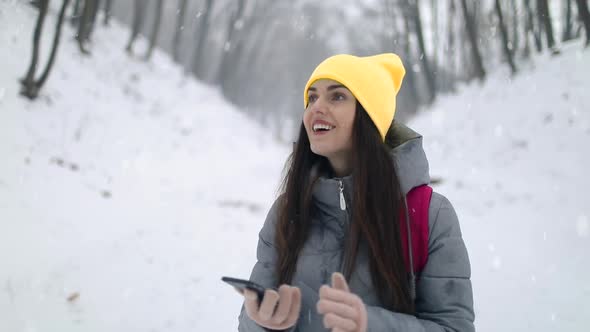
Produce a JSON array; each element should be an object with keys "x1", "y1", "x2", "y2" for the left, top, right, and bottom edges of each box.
[
  {"x1": 487, "y1": 243, "x2": 496, "y2": 252},
  {"x1": 576, "y1": 215, "x2": 589, "y2": 238},
  {"x1": 492, "y1": 256, "x2": 502, "y2": 270},
  {"x1": 494, "y1": 125, "x2": 504, "y2": 137}
]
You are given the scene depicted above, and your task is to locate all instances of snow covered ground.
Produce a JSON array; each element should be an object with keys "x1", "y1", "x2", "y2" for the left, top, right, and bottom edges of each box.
[{"x1": 1, "y1": 1, "x2": 589, "y2": 331}]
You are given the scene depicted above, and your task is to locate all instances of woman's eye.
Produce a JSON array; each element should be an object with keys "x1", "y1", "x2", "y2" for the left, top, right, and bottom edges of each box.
[
  {"x1": 333, "y1": 93, "x2": 345, "y2": 101},
  {"x1": 308, "y1": 95, "x2": 318, "y2": 103}
]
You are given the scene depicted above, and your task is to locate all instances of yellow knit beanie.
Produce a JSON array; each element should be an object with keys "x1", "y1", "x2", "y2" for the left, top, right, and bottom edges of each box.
[{"x1": 304, "y1": 53, "x2": 406, "y2": 141}]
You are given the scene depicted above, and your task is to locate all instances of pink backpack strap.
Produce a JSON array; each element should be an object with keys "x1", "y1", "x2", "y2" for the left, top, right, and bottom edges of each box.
[{"x1": 399, "y1": 185, "x2": 433, "y2": 274}]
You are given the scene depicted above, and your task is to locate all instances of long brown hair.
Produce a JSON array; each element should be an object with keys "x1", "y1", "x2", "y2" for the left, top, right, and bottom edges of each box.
[{"x1": 275, "y1": 101, "x2": 414, "y2": 314}]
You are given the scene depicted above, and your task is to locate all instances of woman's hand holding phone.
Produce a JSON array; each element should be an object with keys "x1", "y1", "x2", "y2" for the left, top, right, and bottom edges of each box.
[{"x1": 240, "y1": 284, "x2": 302, "y2": 330}]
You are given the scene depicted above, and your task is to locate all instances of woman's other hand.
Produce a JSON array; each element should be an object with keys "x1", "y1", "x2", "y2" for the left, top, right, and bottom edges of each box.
[{"x1": 317, "y1": 272, "x2": 368, "y2": 332}]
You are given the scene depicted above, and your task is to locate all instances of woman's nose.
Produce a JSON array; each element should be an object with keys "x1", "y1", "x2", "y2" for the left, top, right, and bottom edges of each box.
[{"x1": 309, "y1": 97, "x2": 327, "y2": 114}]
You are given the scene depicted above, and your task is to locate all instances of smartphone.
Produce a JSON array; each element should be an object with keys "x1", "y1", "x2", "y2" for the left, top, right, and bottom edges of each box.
[{"x1": 221, "y1": 276, "x2": 266, "y2": 302}]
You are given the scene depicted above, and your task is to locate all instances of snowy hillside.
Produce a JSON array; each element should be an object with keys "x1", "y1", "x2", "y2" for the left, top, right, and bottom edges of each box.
[
  {"x1": 0, "y1": 3, "x2": 289, "y2": 332},
  {"x1": 1, "y1": 1, "x2": 589, "y2": 332},
  {"x1": 410, "y1": 43, "x2": 590, "y2": 331}
]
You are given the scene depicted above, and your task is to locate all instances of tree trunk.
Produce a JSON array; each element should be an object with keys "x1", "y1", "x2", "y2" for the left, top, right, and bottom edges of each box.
[
  {"x1": 126, "y1": 0, "x2": 146, "y2": 54},
  {"x1": 29, "y1": 0, "x2": 42, "y2": 8},
  {"x1": 22, "y1": 0, "x2": 48, "y2": 89},
  {"x1": 524, "y1": 0, "x2": 543, "y2": 52},
  {"x1": 406, "y1": 0, "x2": 436, "y2": 105},
  {"x1": 172, "y1": 0, "x2": 189, "y2": 63},
  {"x1": 431, "y1": 0, "x2": 439, "y2": 88},
  {"x1": 523, "y1": 0, "x2": 532, "y2": 58},
  {"x1": 145, "y1": 0, "x2": 164, "y2": 60},
  {"x1": 103, "y1": 0, "x2": 113, "y2": 26},
  {"x1": 563, "y1": 0, "x2": 574, "y2": 41},
  {"x1": 459, "y1": 0, "x2": 485, "y2": 81},
  {"x1": 446, "y1": 0, "x2": 456, "y2": 90},
  {"x1": 87, "y1": 0, "x2": 100, "y2": 38},
  {"x1": 77, "y1": 0, "x2": 99, "y2": 54},
  {"x1": 495, "y1": 0, "x2": 517, "y2": 75},
  {"x1": 400, "y1": 3, "x2": 420, "y2": 109},
  {"x1": 575, "y1": 0, "x2": 590, "y2": 46},
  {"x1": 459, "y1": 12, "x2": 471, "y2": 80},
  {"x1": 36, "y1": 0, "x2": 71, "y2": 89},
  {"x1": 70, "y1": 0, "x2": 82, "y2": 27},
  {"x1": 511, "y1": 0, "x2": 519, "y2": 52},
  {"x1": 537, "y1": 0, "x2": 559, "y2": 54},
  {"x1": 21, "y1": 0, "x2": 70, "y2": 99},
  {"x1": 191, "y1": 0, "x2": 214, "y2": 78},
  {"x1": 222, "y1": 0, "x2": 269, "y2": 95},
  {"x1": 217, "y1": 0, "x2": 246, "y2": 86}
]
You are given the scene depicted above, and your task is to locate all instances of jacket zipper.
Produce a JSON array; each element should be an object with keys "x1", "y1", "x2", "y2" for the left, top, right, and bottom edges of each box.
[
  {"x1": 339, "y1": 180, "x2": 347, "y2": 211},
  {"x1": 337, "y1": 179, "x2": 349, "y2": 273}
]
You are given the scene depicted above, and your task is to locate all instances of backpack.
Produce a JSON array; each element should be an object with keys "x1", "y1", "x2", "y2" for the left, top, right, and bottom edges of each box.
[{"x1": 399, "y1": 184, "x2": 433, "y2": 275}]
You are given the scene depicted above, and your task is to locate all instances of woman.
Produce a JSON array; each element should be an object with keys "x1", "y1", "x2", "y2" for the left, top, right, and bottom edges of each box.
[{"x1": 237, "y1": 54, "x2": 475, "y2": 332}]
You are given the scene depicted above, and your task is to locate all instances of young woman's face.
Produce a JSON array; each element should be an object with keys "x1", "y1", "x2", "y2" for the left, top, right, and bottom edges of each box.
[{"x1": 303, "y1": 79, "x2": 357, "y2": 163}]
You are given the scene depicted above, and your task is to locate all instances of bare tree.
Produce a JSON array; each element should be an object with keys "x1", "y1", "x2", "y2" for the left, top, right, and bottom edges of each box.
[
  {"x1": 76, "y1": 0, "x2": 100, "y2": 54},
  {"x1": 397, "y1": 0, "x2": 420, "y2": 110},
  {"x1": 28, "y1": 0, "x2": 42, "y2": 8},
  {"x1": 21, "y1": 0, "x2": 71, "y2": 99},
  {"x1": 495, "y1": 0, "x2": 517, "y2": 75},
  {"x1": 408, "y1": 0, "x2": 436, "y2": 104},
  {"x1": 70, "y1": 0, "x2": 82, "y2": 27},
  {"x1": 524, "y1": 0, "x2": 543, "y2": 53},
  {"x1": 191, "y1": 0, "x2": 214, "y2": 78},
  {"x1": 459, "y1": 0, "x2": 485, "y2": 81},
  {"x1": 217, "y1": 0, "x2": 247, "y2": 87},
  {"x1": 144, "y1": 0, "x2": 164, "y2": 60},
  {"x1": 510, "y1": 0, "x2": 519, "y2": 52},
  {"x1": 522, "y1": 0, "x2": 532, "y2": 58},
  {"x1": 562, "y1": 0, "x2": 574, "y2": 42},
  {"x1": 172, "y1": 0, "x2": 189, "y2": 63},
  {"x1": 87, "y1": 0, "x2": 100, "y2": 36},
  {"x1": 537, "y1": 0, "x2": 560, "y2": 54},
  {"x1": 445, "y1": 0, "x2": 458, "y2": 89},
  {"x1": 21, "y1": 0, "x2": 49, "y2": 93},
  {"x1": 575, "y1": 0, "x2": 590, "y2": 46},
  {"x1": 426, "y1": 0, "x2": 441, "y2": 92},
  {"x1": 103, "y1": 0, "x2": 113, "y2": 26},
  {"x1": 126, "y1": 0, "x2": 147, "y2": 55},
  {"x1": 221, "y1": 0, "x2": 272, "y2": 100},
  {"x1": 37, "y1": 0, "x2": 72, "y2": 87},
  {"x1": 431, "y1": 0, "x2": 439, "y2": 72}
]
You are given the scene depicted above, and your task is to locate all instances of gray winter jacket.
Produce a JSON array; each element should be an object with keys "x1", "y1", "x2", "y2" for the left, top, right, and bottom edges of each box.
[{"x1": 238, "y1": 123, "x2": 475, "y2": 332}]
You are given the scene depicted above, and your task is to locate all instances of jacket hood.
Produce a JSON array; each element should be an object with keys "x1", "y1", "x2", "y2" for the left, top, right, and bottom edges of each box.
[{"x1": 386, "y1": 121, "x2": 430, "y2": 195}]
